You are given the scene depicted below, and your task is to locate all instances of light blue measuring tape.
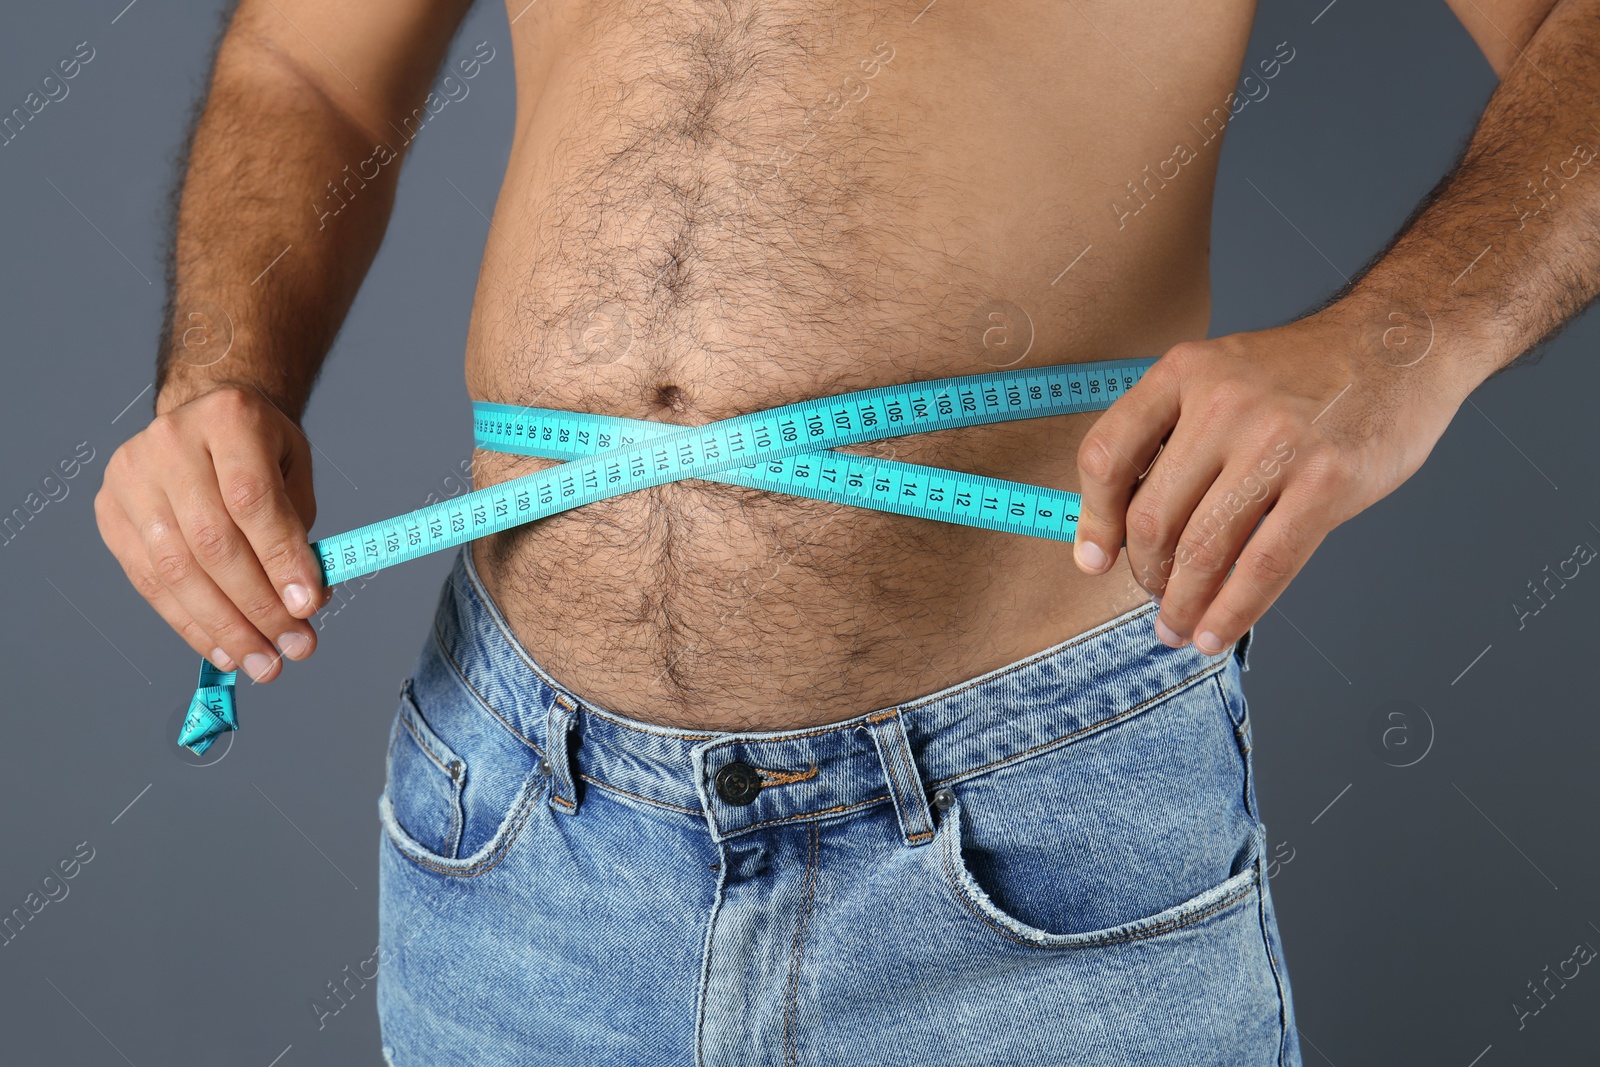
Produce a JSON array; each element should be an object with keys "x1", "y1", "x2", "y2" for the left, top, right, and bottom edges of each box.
[{"x1": 178, "y1": 356, "x2": 1158, "y2": 753}]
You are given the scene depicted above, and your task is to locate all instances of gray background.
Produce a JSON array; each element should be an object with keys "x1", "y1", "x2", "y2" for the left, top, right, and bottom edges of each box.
[{"x1": 1, "y1": 0, "x2": 1595, "y2": 1063}]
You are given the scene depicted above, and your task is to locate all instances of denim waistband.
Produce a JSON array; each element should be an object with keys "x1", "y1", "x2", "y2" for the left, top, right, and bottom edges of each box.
[{"x1": 423, "y1": 547, "x2": 1249, "y2": 843}]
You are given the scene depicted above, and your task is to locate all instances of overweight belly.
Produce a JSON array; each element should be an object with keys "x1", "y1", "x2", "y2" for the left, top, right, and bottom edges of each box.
[{"x1": 460, "y1": 0, "x2": 1252, "y2": 728}]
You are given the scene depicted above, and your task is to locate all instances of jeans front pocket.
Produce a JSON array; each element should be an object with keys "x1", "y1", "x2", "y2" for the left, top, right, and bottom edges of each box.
[
  {"x1": 384, "y1": 681, "x2": 465, "y2": 860},
  {"x1": 937, "y1": 786, "x2": 1262, "y2": 949},
  {"x1": 379, "y1": 666, "x2": 548, "y2": 877},
  {"x1": 929, "y1": 666, "x2": 1263, "y2": 949}
]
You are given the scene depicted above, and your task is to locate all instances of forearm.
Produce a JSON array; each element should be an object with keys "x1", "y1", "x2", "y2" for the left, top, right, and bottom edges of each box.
[
  {"x1": 1333, "y1": 0, "x2": 1600, "y2": 394},
  {"x1": 155, "y1": 38, "x2": 404, "y2": 422}
]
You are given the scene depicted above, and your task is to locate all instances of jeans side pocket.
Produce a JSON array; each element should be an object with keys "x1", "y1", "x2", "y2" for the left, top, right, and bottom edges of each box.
[
  {"x1": 936, "y1": 785, "x2": 1262, "y2": 949},
  {"x1": 380, "y1": 660, "x2": 550, "y2": 878},
  {"x1": 925, "y1": 667, "x2": 1262, "y2": 948},
  {"x1": 384, "y1": 680, "x2": 465, "y2": 861}
]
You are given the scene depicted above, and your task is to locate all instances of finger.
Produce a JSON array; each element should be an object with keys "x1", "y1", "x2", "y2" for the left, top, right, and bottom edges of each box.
[
  {"x1": 140, "y1": 501, "x2": 285, "y2": 684},
  {"x1": 97, "y1": 492, "x2": 232, "y2": 666},
  {"x1": 276, "y1": 431, "x2": 332, "y2": 617},
  {"x1": 212, "y1": 432, "x2": 328, "y2": 626},
  {"x1": 171, "y1": 471, "x2": 316, "y2": 673},
  {"x1": 1187, "y1": 493, "x2": 1330, "y2": 656},
  {"x1": 1074, "y1": 360, "x2": 1182, "y2": 575},
  {"x1": 1119, "y1": 418, "x2": 1227, "y2": 599},
  {"x1": 1150, "y1": 457, "x2": 1281, "y2": 646}
]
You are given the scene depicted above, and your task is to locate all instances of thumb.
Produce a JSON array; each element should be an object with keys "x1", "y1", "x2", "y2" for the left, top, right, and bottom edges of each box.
[{"x1": 1073, "y1": 500, "x2": 1123, "y2": 576}]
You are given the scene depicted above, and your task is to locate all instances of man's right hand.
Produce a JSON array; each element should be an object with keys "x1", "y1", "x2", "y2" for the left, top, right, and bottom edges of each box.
[{"x1": 95, "y1": 387, "x2": 330, "y2": 683}]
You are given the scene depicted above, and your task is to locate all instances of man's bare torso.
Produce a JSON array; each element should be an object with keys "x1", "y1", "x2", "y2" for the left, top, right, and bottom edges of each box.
[{"x1": 465, "y1": 0, "x2": 1260, "y2": 729}]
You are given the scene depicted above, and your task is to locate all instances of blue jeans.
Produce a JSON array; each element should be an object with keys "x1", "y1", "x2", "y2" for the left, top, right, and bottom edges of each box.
[{"x1": 376, "y1": 548, "x2": 1300, "y2": 1066}]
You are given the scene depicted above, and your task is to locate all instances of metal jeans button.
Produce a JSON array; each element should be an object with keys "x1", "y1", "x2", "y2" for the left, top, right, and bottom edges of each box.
[
  {"x1": 931, "y1": 787, "x2": 955, "y2": 811},
  {"x1": 714, "y1": 760, "x2": 762, "y2": 805},
  {"x1": 538, "y1": 757, "x2": 552, "y2": 775}
]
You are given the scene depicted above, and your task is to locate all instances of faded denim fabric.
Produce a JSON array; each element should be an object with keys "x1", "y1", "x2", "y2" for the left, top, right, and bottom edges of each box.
[{"x1": 376, "y1": 548, "x2": 1299, "y2": 1066}]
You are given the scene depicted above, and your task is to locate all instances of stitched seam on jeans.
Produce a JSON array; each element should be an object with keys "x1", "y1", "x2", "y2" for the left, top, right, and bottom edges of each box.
[
  {"x1": 1075, "y1": 881, "x2": 1257, "y2": 947},
  {"x1": 889, "y1": 727, "x2": 933, "y2": 841},
  {"x1": 698, "y1": 717, "x2": 873, "y2": 752},
  {"x1": 395, "y1": 781, "x2": 538, "y2": 876},
  {"x1": 392, "y1": 787, "x2": 533, "y2": 876},
  {"x1": 872, "y1": 722, "x2": 912, "y2": 839},
  {"x1": 580, "y1": 705, "x2": 720, "y2": 740},
  {"x1": 399, "y1": 701, "x2": 454, "y2": 778},
  {"x1": 388, "y1": 773, "x2": 546, "y2": 878},
  {"x1": 396, "y1": 699, "x2": 464, "y2": 858},
  {"x1": 785, "y1": 820, "x2": 820, "y2": 1067},
  {"x1": 1217, "y1": 675, "x2": 1258, "y2": 823},
  {"x1": 725, "y1": 794, "x2": 892, "y2": 834},
  {"x1": 1216, "y1": 674, "x2": 1254, "y2": 754},
  {"x1": 757, "y1": 764, "x2": 820, "y2": 787},
  {"x1": 939, "y1": 831, "x2": 1257, "y2": 949},
  {"x1": 576, "y1": 772, "x2": 702, "y2": 813},
  {"x1": 431, "y1": 621, "x2": 545, "y2": 759},
  {"x1": 547, "y1": 705, "x2": 576, "y2": 809},
  {"x1": 873, "y1": 718, "x2": 928, "y2": 844},
  {"x1": 684, "y1": 606, "x2": 1174, "y2": 766},
  {"x1": 695, "y1": 849, "x2": 730, "y2": 1067},
  {"x1": 446, "y1": 799, "x2": 462, "y2": 861},
  {"x1": 1255, "y1": 854, "x2": 1293, "y2": 1065},
  {"x1": 921, "y1": 661, "x2": 1228, "y2": 790},
  {"x1": 894, "y1": 603, "x2": 1164, "y2": 715}
]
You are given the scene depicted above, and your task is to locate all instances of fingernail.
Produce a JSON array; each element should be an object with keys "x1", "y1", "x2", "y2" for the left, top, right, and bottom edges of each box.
[
  {"x1": 211, "y1": 648, "x2": 235, "y2": 671},
  {"x1": 283, "y1": 583, "x2": 312, "y2": 615},
  {"x1": 277, "y1": 632, "x2": 311, "y2": 660},
  {"x1": 1195, "y1": 631, "x2": 1223, "y2": 655},
  {"x1": 1076, "y1": 540, "x2": 1108, "y2": 572},
  {"x1": 1154, "y1": 616, "x2": 1187, "y2": 647},
  {"x1": 242, "y1": 652, "x2": 274, "y2": 683}
]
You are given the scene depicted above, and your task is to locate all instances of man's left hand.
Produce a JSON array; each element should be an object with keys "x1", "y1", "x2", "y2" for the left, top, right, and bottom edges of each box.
[{"x1": 1071, "y1": 301, "x2": 1473, "y2": 654}]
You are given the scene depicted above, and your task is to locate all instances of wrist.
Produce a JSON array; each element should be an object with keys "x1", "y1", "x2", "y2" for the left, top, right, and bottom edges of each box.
[
  {"x1": 156, "y1": 295, "x2": 315, "y2": 421},
  {"x1": 154, "y1": 372, "x2": 304, "y2": 424},
  {"x1": 1312, "y1": 283, "x2": 1510, "y2": 408}
]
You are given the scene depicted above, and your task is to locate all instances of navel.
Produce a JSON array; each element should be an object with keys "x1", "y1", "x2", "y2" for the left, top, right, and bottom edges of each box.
[{"x1": 653, "y1": 384, "x2": 690, "y2": 412}]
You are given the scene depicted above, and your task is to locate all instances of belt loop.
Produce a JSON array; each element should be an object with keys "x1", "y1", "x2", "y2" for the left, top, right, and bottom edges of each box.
[
  {"x1": 865, "y1": 709, "x2": 935, "y2": 847},
  {"x1": 546, "y1": 696, "x2": 580, "y2": 815},
  {"x1": 1234, "y1": 624, "x2": 1256, "y2": 673}
]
